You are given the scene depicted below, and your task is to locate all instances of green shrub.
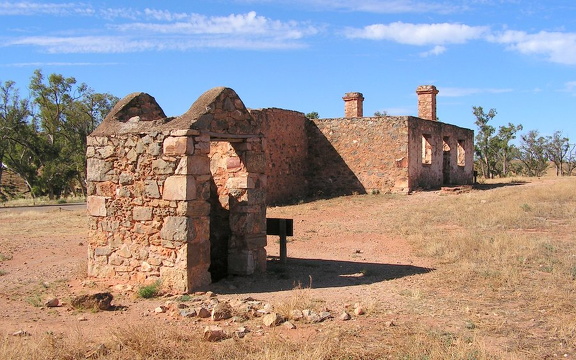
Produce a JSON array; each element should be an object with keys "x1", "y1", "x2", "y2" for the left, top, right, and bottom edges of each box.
[{"x1": 138, "y1": 281, "x2": 161, "y2": 299}]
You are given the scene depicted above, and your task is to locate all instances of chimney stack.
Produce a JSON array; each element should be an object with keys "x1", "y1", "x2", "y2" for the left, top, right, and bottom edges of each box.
[
  {"x1": 416, "y1": 85, "x2": 439, "y2": 121},
  {"x1": 343, "y1": 92, "x2": 364, "y2": 118}
]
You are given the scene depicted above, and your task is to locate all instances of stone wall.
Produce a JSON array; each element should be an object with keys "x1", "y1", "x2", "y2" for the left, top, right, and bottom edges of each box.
[
  {"x1": 86, "y1": 129, "x2": 213, "y2": 293},
  {"x1": 307, "y1": 117, "x2": 412, "y2": 196},
  {"x1": 86, "y1": 86, "x2": 474, "y2": 293},
  {"x1": 253, "y1": 108, "x2": 308, "y2": 204},
  {"x1": 86, "y1": 88, "x2": 267, "y2": 293},
  {"x1": 407, "y1": 117, "x2": 474, "y2": 190}
]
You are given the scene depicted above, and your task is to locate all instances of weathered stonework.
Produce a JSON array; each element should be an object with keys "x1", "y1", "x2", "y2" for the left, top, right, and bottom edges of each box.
[
  {"x1": 87, "y1": 84, "x2": 473, "y2": 293},
  {"x1": 87, "y1": 89, "x2": 267, "y2": 293},
  {"x1": 416, "y1": 85, "x2": 439, "y2": 121}
]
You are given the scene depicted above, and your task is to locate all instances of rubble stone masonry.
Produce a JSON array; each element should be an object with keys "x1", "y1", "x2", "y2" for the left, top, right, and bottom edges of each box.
[
  {"x1": 86, "y1": 89, "x2": 267, "y2": 293},
  {"x1": 86, "y1": 85, "x2": 473, "y2": 293}
]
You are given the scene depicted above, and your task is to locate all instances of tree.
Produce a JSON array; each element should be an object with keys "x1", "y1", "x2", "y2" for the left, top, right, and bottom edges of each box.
[
  {"x1": 473, "y1": 106, "x2": 497, "y2": 178},
  {"x1": 565, "y1": 143, "x2": 576, "y2": 176},
  {"x1": 519, "y1": 130, "x2": 549, "y2": 177},
  {"x1": 544, "y1": 131, "x2": 570, "y2": 176},
  {"x1": 472, "y1": 106, "x2": 523, "y2": 178},
  {"x1": 374, "y1": 110, "x2": 388, "y2": 116},
  {"x1": 494, "y1": 123, "x2": 523, "y2": 177},
  {"x1": 0, "y1": 80, "x2": 37, "y2": 197},
  {"x1": 306, "y1": 111, "x2": 319, "y2": 119},
  {"x1": 1, "y1": 70, "x2": 118, "y2": 201},
  {"x1": 28, "y1": 70, "x2": 118, "y2": 198}
]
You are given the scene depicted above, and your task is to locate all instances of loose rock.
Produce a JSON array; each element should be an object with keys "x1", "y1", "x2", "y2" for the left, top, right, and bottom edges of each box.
[
  {"x1": 211, "y1": 302, "x2": 232, "y2": 321},
  {"x1": 44, "y1": 298, "x2": 60, "y2": 307},
  {"x1": 339, "y1": 311, "x2": 351, "y2": 321},
  {"x1": 203, "y1": 326, "x2": 226, "y2": 342},
  {"x1": 283, "y1": 321, "x2": 296, "y2": 329},
  {"x1": 197, "y1": 307, "x2": 211, "y2": 318},
  {"x1": 262, "y1": 312, "x2": 283, "y2": 327},
  {"x1": 71, "y1": 293, "x2": 113, "y2": 311}
]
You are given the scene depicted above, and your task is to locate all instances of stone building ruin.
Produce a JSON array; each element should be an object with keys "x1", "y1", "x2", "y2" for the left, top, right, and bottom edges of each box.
[{"x1": 86, "y1": 85, "x2": 473, "y2": 292}]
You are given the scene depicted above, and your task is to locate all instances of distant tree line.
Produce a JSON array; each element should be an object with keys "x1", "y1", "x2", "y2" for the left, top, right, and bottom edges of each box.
[
  {"x1": 0, "y1": 70, "x2": 118, "y2": 200},
  {"x1": 473, "y1": 106, "x2": 575, "y2": 178}
]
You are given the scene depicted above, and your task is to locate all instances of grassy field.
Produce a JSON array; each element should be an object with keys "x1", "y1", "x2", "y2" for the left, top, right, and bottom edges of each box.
[{"x1": 1, "y1": 177, "x2": 575, "y2": 359}]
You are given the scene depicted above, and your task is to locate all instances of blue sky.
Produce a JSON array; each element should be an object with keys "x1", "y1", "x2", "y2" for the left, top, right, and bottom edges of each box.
[{"x1": 1, "y1": 0, "x2": 575, "y2": 139}]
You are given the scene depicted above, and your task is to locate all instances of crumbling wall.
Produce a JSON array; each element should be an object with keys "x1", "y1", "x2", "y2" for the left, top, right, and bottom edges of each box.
[
  {"x1": 252, "y1": 108, "x2": 309, "y2": 204},
  {"x1": 407, "y1": 117, "x2": 474, "y2": 190},
  {"x1": 86, "y1": 88, "x2": 267, "y2": 293},
  {"x1": 307, "y1": 116, "x2": 411, "y2": 196},
  {"x1": 86, "y1": 129, "x2": 212, "y2": 293}
]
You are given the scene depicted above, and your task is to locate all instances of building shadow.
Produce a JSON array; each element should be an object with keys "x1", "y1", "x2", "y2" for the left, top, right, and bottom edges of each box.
[
  {"x1": 472, "y1": 181, "x2": 528, "y2": 191},
  {"x1": 304, "y1": 121, "x2": 367, "y2": 201},
  {"x1": 210, "y1": 256, "x2": 434, "y2": 294}
]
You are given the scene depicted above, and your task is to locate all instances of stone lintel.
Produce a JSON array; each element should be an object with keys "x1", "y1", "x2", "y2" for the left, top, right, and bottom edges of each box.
[
  {"x1": 170, "y1": 129, "x2": 200, "y2": 136},
  {"x1": 163, "y1": 136, "x2": 195, "y2": 156}
]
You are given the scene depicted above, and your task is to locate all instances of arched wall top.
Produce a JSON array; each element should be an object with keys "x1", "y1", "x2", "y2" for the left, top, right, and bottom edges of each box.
[{"x1": 91, "y1": 87, "x2": 260, "y2": 137}]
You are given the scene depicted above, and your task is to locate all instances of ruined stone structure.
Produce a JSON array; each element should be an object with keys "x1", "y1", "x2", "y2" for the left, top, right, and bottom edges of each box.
[
  {"x1": 86, "y1": 84, "x2": 473, "y2": 292},
  {"x1": 262, "y1": 85, "x2": 474, "y2": 203},
  {"x1": 86, "y1": 88, "x2": 267, "y2": 293}
]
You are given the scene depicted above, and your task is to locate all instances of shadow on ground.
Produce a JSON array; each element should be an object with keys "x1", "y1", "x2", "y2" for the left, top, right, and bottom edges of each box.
[
  {"x1": 210, "y1": 257, "x2": 434, "y2": 295},
  {"x1": 472, "y1": 181, "x2": 528, "y2": 191}
]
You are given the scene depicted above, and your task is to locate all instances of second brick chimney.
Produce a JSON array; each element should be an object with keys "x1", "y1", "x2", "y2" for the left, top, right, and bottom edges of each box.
[
  {"x1": 416, "y1": 85, "x2": 439, "y2": 121},
  {"x1": 343, "y1": 92, "x2": 364, "y2": 118}
]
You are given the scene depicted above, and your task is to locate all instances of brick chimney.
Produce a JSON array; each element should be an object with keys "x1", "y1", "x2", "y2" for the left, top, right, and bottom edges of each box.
[
  {"x1": 416, "y1": 85, "x2": 439, "y2": 121},
  {"x1": 343, "y1": 92, "x2": 364, "y2": 118}
]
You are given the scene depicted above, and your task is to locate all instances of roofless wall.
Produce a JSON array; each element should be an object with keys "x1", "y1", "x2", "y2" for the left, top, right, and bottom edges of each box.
[{"x1": 86, "y1": 88, "x2": 267, "y2": 293}]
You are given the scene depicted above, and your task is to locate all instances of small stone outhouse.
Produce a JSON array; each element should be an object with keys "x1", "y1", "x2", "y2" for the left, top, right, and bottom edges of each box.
[{"x1": 86, "y1": 87, "x2": 267, "y2": 293}]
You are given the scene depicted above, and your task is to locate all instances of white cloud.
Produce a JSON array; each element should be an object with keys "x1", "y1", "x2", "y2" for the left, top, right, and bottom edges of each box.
[
  {"x1": 0, "y1": 1, "x2": 94, "y2": 16},
  {"x1": 2, "y1": 6, "x2": 319, "y2": 53},
  {"x1": 420, "y1": 45, "x2": 446, "y2": 57},
  {"x1": 345, "y1": 22, "x2": 489, "y2": 45},
  {"x1": 440, "y1": 87, "x2": 513, "y2": 97},
  {"x1": 563, "y1": 81, "x2": 576, "y2": 95},
  {"x1": 236, "y1": 0, "x2": 463, "y2": 14},
  {"x1": 1, "y1": 61, "x2": 119, "y2": 67},
  {"x1": 113, "y1": 11, "x2": 318, "y2": 40},
  {"x1": 488, "y1": 30, "x2": 576, "y2": 65},
  {"x1": 6, "y1": 34, "x2": 309, "y2": 53}
]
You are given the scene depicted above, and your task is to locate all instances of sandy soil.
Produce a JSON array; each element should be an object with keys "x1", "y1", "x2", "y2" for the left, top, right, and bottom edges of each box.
[{"x1": 0, "y1": 180, "x2": 572, "y2": 359}]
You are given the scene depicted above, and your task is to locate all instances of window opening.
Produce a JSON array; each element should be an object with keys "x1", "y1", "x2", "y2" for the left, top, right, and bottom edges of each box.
[
  {"x1": 457, "y1": 140, "x2": 466, "y2": 166},
  {"x1": 422, "y1": 134, "x2": 432, "y2": 164}
]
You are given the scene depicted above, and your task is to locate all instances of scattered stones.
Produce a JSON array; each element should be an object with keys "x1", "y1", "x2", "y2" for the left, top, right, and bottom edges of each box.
[
  {"x1": 71, "y1": 292, "x2": 114, "y2": 311},
  {"x1": 12, "y1": 330, "x2": 31, "y2": 337},
  {"x1": 290, "y1": 309, "x2": 304, "y2": 321},
  {"x1": 44, "y1": 297, "x2": 60, "y2": 307},
  {"x1": 235, "y1": 326, "x2": 250, "y2": 338},
  {"x1": 262, "y1": 312, "x2": 283, "y2": 327},
  {"x1": 154, "y1": 305, "x2": 167, "y2": 313},
  {"x1": 353, "y1": 303, "x2": 365, "y2": 316},
  {"x1": 319, "y1": 311, "x2": 332, "y2": 321},
  {"x1": 339, "y1": 311, "x2": 351, "y2": 321},
  {"x1": 113, "y1": 284, "x2": 133, "y2": 292},
  {"x1": 180, "y1": 309, "x2": 197, "y2": 318},
  {"x1": 283, "y1": 321, "x2": 296, "y2": 329},
  {"x1": 197, "y1": 307, "x2": 211, "y2": 318},
  {"x1": 203, "y1": 326, "x2": 226, "y2": 342},
  {"x1": 78, "y1": 316, "x2": 88, "y2": 322},
  {"x1": 211, "y1": 302, "x2": 232, "y2": 321}
]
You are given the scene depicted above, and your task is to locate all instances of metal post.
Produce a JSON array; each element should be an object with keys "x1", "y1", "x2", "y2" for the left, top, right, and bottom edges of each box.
[{"x1": 279, "y1": 218, "x2": 287, "y2": 263}]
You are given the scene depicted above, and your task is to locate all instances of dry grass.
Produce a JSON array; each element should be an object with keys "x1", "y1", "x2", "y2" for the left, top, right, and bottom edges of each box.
[{"x1": 1, "y1": 177, "x2": 576, "y2": 359}]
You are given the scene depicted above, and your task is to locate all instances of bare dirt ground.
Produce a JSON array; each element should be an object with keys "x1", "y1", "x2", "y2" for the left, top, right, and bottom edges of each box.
[{"x1": 0, "y1": 178, "x2": 574, "y2": 359}]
